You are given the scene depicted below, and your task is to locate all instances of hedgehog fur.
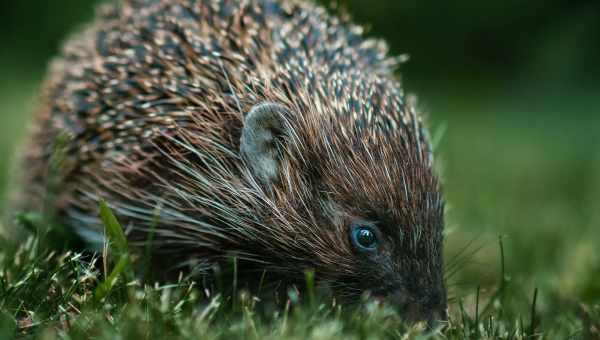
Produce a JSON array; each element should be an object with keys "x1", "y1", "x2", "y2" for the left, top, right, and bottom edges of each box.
[{"x1": 18, "y1": 0, "x2": 446, "y2": 323}]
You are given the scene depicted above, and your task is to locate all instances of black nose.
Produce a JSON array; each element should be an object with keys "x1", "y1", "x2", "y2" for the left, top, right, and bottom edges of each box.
[{"x1": 389, "y1": 290, "x2": 448, "y2": 327}]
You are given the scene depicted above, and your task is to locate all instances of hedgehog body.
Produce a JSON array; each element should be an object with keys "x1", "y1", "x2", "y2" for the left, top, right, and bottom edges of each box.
[{"x1": 19, "y1": 0, "x2": 446, "y2": 323}]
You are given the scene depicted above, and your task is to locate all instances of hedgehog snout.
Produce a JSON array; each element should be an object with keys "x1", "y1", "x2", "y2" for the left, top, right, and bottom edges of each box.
[{"x1": 388, "y1": 287, "x2": 448, "y2": 327}]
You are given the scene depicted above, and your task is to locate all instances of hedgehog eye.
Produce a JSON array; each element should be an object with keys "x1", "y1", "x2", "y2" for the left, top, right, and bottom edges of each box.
[{"x1": 351, "y1": 225, "x2": 379, "y2": 251}]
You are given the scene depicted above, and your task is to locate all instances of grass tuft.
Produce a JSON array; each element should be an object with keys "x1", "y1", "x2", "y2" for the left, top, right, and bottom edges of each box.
[{"x1": 0, "y1": 208, "x2": 597, "y2": 339}]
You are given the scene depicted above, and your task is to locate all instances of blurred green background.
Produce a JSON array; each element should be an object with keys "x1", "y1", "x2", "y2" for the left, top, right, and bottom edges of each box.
[{"x1": 0, "y1": 0, "x2": 599, "y2": 313}]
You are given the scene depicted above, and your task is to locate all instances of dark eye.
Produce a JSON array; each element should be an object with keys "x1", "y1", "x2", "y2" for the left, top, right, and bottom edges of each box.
[{"x1": 351, "y1": 225, "x2": 379, "y2": 251}]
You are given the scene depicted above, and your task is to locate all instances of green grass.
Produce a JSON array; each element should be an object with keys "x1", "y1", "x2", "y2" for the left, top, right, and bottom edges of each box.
[
  {"x1": 1, "y1": 206, "x2": 595, "y2": 339},
  {"x1": 0, "y1": 75, "x2": 599, "y2": 338}
]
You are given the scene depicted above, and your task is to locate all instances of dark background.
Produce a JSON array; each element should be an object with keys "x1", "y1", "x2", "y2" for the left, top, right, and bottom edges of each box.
[
  {"x1": 0, "y1": 0, "x2": 599, "y2": 310},
  {"x1": 1, "y1": 0, "x2": 599, "y2": 94}
]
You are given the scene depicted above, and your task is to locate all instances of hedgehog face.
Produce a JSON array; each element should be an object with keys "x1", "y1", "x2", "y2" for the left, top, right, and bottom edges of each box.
[
  {"x1": 241, "y1": 100, "x2": 446, "y2": 324},
  {"x1": 316, "y1": 199, "x2": 446, "y2": 325},
  {"x1": 339, "y1": 215, "x2": 447, "y2": 325}
]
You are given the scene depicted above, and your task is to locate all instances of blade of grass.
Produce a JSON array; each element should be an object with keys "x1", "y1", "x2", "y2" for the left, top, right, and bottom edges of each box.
[
  {"x1": 304, "y1": 269, "x2": 315, "y2": 308},
  {"x1": 529, "y1": 287, "x2": 538, "y2": 337},
  {"x1": 475, "y1": 285, "x2": 480, "y2": 337},
  {"x1": 94, "y1": 255, "x2": 130, "y2": 303},
  {"x1": 94, "y1": 200, "x2": 134, "y2": 303},
  {"x1": 431, "y1": 120, "x2": 448, "y2": 152},
  {"x1": 480, "y1": 235, "x2": 508, "y2": 317},
  {"x1": 141, "y1": 204, "x2": 161, "y2": 282},
  {"x1": 99, "y1": 200, "x2": 129, "y2": 258},
  {"x1": 232, "y1": 256, "x2": 238, "y2": 310}
]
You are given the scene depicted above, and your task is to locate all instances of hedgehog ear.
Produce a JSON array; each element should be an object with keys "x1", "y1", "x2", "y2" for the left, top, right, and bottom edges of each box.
[{"x1": 240, "y1": 102, "x2": 293, "y2": 187}]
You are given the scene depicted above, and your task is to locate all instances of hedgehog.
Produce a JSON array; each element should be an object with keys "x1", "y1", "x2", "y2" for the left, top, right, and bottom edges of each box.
[{"x1": 14, "y1": 0, "x2": 447, "y2": 324}]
